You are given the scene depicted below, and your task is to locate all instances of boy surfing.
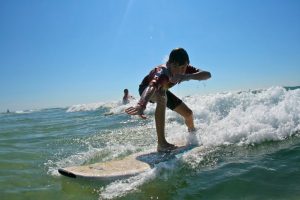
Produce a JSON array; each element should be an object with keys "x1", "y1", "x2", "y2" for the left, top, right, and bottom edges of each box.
[{"x1": 125, "y1": 48, "x2": 211, "y2": 152}]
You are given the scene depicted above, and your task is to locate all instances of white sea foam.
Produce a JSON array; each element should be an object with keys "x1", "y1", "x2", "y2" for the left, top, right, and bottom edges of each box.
[
  {"x1": 108, "y1": 99, "x2": 139, "y2": 114},
  {"x1": 191, "y1": 86, "x2": 300, "y2": 146},
  {"x1": 99, "y1": 168, "x2": 157, "y2": 199},
  {"x1": 99, "y1": 158, "x2": 179, "y2": 200},
  {"x1": 66, "y1": 101, "x2": 124, "y2": 112},
  {"x1": 15, "y1": 109, "x2": 40, "y2": 114},
  {"x1": 66, "y1": 102, "x2": 106, "y2": 112},
  {"x1": 66, "y1": 99, "x2": 140, "y2": 113}
]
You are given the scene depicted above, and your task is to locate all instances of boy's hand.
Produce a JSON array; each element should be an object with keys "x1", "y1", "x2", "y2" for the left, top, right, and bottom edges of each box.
[{"x1": 125, "y1": 105, "x2": 147, "y2": 119}]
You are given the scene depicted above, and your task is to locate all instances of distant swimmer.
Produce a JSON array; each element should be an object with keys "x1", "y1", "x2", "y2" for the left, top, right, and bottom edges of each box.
[
  {"x1": 125, "y1": 48, "x2": 211, "y2": 152},
  {"x1": 6, "y1": 109, "x2": 10, "y2": 113},
  {"x1": 122, "y1": 89, "x2": 135, "y2": 105}
]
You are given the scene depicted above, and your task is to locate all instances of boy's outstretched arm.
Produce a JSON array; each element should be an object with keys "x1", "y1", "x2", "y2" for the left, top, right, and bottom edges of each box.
[
  {"x1": 174, "y1": 70, "x2": 211, "y2": 82},
  {"x1": 125, "y1": 85, "x2": 157, "y2": 119}
]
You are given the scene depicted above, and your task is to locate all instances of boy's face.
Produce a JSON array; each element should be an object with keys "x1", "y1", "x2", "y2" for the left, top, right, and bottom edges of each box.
[{"x1": 169, "y1": 62, "x2": 188, "y2": 76}]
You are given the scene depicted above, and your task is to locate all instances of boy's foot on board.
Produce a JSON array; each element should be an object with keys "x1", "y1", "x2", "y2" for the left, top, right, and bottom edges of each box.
[
  {"x1": 187, "y1": 127, "x2": 199, "y2": 145},
  {"x1": 157, "y1": 143, "x2": 177, "y2": 153},
  {"x1": 186, "y1": 133, "x2": 199, "y2": 146}
]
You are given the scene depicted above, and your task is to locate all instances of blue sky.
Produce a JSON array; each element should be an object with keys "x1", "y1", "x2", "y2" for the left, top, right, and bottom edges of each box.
[{"x1": 0, "y1": 0, "x2": 299, "y2": 111}]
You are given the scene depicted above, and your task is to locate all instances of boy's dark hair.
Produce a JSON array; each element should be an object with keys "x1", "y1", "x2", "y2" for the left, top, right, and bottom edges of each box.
[{"x1": 167, "y1": 48, "x2": 190, "y2": 65}]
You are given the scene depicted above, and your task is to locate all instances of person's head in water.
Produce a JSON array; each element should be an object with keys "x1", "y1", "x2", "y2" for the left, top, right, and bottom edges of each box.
[
  {"x1": 167, "y1": 48, "x2": 190, "y2": 66},
  {"x1": 123, "y1": 89, "x2": 130, "y2": 104}
]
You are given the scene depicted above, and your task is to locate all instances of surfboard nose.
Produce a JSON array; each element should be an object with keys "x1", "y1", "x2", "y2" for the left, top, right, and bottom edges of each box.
[{"x1": 58, "y1": 168, "x2": 77, "y2": 178}]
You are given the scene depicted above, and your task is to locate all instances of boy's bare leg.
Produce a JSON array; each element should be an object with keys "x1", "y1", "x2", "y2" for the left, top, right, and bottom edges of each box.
[
  {"x1": 174, "y1": 102, "x2": 199, "y2": 145},
  {"x1": 155, "y1": 98, "x2": 167, "y2": 145},
  {"x1": 155, "y1": 93, "x2": 176, "y2": 151},
  {"x1": 173, "y1": 102, "x2": 195, "y2": 131}
]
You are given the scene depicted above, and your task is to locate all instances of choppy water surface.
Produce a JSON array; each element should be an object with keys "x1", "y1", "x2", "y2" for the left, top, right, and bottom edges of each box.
[{"x1": 1, "y1": 86, "x2": 300, "y2": 199}]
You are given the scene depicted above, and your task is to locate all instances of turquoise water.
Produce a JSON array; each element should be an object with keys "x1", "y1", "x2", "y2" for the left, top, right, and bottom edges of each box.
[{"x1": 1, "y1": 86, "x2": 300, "y2": 200}]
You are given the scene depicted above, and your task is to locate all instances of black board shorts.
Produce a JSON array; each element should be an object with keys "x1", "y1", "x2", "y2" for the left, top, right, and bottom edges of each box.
[{"x1": 139, "y1": 86, "x2": 183, "y2": 110}]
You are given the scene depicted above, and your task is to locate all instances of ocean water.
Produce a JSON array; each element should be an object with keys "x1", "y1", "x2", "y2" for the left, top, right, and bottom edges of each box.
[{"x1": 1, "y1": 86, "x2": 300, "y2": 200}]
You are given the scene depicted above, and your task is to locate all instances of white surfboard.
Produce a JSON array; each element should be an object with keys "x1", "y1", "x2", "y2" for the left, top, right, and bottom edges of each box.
[{"x1": 58, "y1": 144, "x2": 198, "y2": 180}]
